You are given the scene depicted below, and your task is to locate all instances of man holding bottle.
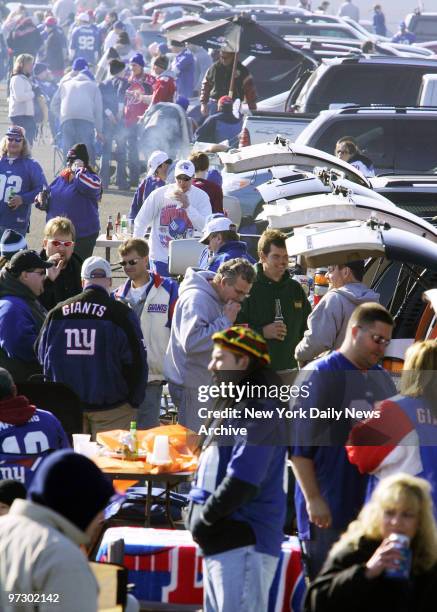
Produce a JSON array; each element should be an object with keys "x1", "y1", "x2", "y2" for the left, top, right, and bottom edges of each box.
[{"x1": 237, "y1": 229, "x2": 311, "y2": 384}]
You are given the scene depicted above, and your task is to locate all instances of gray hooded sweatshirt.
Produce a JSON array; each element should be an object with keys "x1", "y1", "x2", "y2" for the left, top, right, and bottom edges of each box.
[
  {"x1": 295, "y1": 282, "x2": 380, "y2": 364},
  {"x1": 163, "y1": 268, "x2": 232, "y2": 388}
]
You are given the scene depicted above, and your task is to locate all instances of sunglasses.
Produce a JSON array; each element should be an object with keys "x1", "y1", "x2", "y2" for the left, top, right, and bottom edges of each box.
[
  {"x1": 48, "y1": 239, "x2": 75, "y2": 247},
  {"x1": 118, "y1": 258, "x2": 141, "y2": 267},
  {"x1": 28, "y1": 270, "x2": 46, "y2": 276},
  {"x1": 7, "y1": 137, "x2": 23, "y2": 143},
  {"x1": 357, "y1": 326, "x2": 391, "y2": 346},
  {"x1": 176, "y1": 175, "x2": 191, "y2": 182}
]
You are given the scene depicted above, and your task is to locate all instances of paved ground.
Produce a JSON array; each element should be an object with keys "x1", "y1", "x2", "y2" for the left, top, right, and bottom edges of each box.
[{"x1": 0, "y1": 83, "x2": 134, "y2": 268}]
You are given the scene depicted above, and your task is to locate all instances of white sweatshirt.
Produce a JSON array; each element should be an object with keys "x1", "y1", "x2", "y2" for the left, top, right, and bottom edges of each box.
[
  {"x1": 8, "y1": 74, "x2": 35, "y2": 118},
  {"x1": 133, "y1": 183, "x2": 212, "y2": 264}
]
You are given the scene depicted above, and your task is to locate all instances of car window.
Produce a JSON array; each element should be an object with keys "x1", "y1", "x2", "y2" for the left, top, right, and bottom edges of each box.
[
  {"x1": 310, "y1": 117, "x2": 395, "y2": 172},
  {"x1": 244, "y1": 56, "x2": 303, "y2": 99},
  {"x1": 394, "y1": 119, "x2": 437, "y2": 174},
  {"x1": 383, "y1": 192, "x2": 437, "y2": 219},
  {"x1": 410, "y1": 18, "x2": 437, "y2": 37},
  {"x1": 317, "y1": 27, "x2": 355, "y2": 38},
  {"x1": 304, "y1": 65, "x2": 436, "y2": 113}
]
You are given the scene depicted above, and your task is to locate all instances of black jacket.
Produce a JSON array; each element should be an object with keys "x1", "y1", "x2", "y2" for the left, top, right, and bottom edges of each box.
[
  {"x1": 305, "y1": 537, "x2": 437, "y2": 612},
  {"x1": 38, "y1": 250, "x2": 83, "y2": 312}
]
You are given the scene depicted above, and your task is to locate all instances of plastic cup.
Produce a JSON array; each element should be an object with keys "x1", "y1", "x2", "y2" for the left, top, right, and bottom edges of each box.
[
  {"x1": 149, "y1": 435, "x2": 171, "y2": 465},
  {"x1": 78, "y1": 442, "x2": 99, "y2": 458},
  {"x1": 72, "y1": 434, "x2": 91, "y2": 453}
]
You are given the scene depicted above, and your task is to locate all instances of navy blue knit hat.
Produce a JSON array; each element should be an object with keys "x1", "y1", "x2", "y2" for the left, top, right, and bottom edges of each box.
[
  {"x1": 72, "y1": 57, "x2": 88, "y2": 71},
  {"x1": 28, "y1": 450, "x2": 115, "y2": 532},
  {"x1": 130, "y1": 52, "x2": 145, "y2": 67}
]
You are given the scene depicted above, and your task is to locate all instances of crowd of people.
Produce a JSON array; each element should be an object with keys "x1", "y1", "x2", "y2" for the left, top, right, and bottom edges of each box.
[{"x1": 0, "y1": 1, "x2": 435, "y2": 611}]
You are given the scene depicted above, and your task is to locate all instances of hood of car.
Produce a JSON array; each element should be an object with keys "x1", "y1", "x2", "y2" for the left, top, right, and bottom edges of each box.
[
  {"x1": 219, "y1": 141, "x2": 371, "y2": 187},
  {"x1": 258, "y1": 191, "x2": 437, "y2": 242},
  {"x1": 285, "y1": 220, "x2": 437, "y2": 269}
]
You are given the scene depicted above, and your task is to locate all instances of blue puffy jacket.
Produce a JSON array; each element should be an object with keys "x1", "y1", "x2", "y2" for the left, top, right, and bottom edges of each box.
[{"x1": 207, "y1": 240, "x2": 256, "y2": 273}]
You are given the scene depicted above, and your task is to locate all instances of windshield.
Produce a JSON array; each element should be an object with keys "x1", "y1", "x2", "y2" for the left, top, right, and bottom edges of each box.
[{"x1": 293, "y1": 63, "x2": 329, "y2": 110}]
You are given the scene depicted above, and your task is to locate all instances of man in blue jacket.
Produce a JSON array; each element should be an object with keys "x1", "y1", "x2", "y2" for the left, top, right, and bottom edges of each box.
[
  {"x1": 36, "y1": 256, "x2": 148, "y2": 438},
  {"x1": 198, "y1": 214, "x2": 256, "y2": 272},
  {"x1": 169, "y1": 40, "x2": 195, "y2": 99},
  {"x1": 0, "y1": 250, "x2": 53, "y2": 382}
]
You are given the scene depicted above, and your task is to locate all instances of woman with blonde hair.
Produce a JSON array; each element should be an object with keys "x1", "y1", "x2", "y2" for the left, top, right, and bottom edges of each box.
[
  {"x1": 305, "y1": 473, "x2": 437, "y2": 612},
  {"x1": 8, "y1": 53, "x2": 37, "y2": 145},
  {"x1": 0, "y1": 125, "x2": 46, "y2": 237},
  {"x1": 347, "y1": 340, "x2": 437, "y2": 513}
]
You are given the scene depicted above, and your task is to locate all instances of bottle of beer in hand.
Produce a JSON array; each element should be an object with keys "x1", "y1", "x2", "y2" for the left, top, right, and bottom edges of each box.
[
  {"x1": 7, "y1": 188, "x2": 15, "y2": 208},
  {"x1": 106, "y1": 215, "x2": 114, "y2": 240},
  {"x1": 275, "y1": 298, "x2": 287, "y2": 341}
]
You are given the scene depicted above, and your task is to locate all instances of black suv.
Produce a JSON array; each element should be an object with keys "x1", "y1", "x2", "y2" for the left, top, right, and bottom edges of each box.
[{"x1": 288, "y1": 56, "x2": 437, "y2": 114}]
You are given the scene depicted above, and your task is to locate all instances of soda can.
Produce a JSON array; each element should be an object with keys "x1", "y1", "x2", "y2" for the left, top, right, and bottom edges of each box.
[{"x1": 385, "y1": 533, "x2": 411, "y2": 580}]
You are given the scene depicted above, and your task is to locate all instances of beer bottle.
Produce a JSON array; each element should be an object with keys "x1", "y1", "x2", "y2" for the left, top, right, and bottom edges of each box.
[
  {"x1": 275, "y1": 298, "x2": 284, "y2": 322},
  {"x1": 106, "y1": 215, "x2": 113, "y2": 240},
  {"x1": 115, "y1": 212, "x2": 121, "y2": 236}
]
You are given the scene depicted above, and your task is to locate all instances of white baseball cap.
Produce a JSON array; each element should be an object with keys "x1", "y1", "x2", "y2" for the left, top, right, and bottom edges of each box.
[
  {"x1": 174, "y1": 160, "x2": 195, "y2": 179},
  {"x1": 199, "y1": 216, "x2": 235, "y2": 244},
  {"x1": 81, "y1": 256, "x2": 112, "y2": 279},
  {"x1": 147, "y1": 150, "x2": 172, "y2": 176},
  {"x1": 78, "y1": 12, "x2": 90, "y2": 22}
]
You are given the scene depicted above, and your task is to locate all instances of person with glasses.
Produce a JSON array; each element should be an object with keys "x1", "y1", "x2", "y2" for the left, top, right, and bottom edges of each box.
[
  {"x1": 0, "y1": 126, "x2": 47, "y2": 239},
  {"x1": 295, "y1": 261, "x2": 379, "y2": 368},
  {"x1": 133, "y1": 159, "x2": 211, "y2": 277},
  {"x1": 38, "y1": 216, "x2": 83, "y2": 311},
  {"x1": 335, "y1": 138, "x2": 375, "y2": 178},
  {"x1": 0, "y1": 250, "x2": 53, "y2": 382},
  {"x1": 291, "y1": 303, "x2": 396, "y2": 581},
  {"x1": 113, "y1": 238, "x2": 178, "y2": 429}
]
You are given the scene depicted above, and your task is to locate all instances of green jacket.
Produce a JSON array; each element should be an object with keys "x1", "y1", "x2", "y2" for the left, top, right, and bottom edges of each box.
[{"x1": 237, "y1": 263, "x2": 311, "y2": 370}]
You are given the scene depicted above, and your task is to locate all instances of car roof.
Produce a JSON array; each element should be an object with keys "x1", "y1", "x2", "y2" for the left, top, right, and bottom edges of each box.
[{"x1": 323, "y1": 55, "x2": 437, "y2": 67}]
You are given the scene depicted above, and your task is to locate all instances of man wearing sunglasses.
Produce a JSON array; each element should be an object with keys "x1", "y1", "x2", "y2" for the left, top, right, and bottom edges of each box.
[
  {"x1": 291, "y1": 303, "x2": 397, "y2": 581},
  {"x1": 133, "y1": 159, "x2": 211, "y2": 277},
  {"x1": 39, "y1": 216, "x2": 83, "y2": 311}
]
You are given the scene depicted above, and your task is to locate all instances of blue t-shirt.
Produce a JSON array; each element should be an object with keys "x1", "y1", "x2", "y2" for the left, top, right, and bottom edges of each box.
[
  {"x1": 70, "y1": 24, "x2": 100, "y2": 63},
  {"x1": 190, "y1": 406, "x2": 287, "y2": 558},
  {"x1": 292, "y1": 351, "x2": 396, "y2": 540}
]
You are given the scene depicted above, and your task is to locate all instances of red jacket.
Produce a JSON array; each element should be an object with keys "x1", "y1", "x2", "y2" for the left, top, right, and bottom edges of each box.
[
  {"x1": 151, "y1": 73, "x2": 176, "y2": 105},
  {"x1": 124, "y1": 72, "x2": 155, "y2": 127}
]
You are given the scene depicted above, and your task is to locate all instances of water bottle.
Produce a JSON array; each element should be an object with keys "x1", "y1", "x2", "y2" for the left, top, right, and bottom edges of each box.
[{"x1": 121, "y1": 214, "x2": 128, "y2": 236}]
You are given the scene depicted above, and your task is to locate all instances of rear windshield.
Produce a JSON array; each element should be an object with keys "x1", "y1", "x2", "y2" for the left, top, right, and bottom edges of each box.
[
  {"x1": 409, "y1": 17, "x2": 437, "y2": 37},
  {"x1": 298, "y1": 64, "x2": 437, "y2": 113}
]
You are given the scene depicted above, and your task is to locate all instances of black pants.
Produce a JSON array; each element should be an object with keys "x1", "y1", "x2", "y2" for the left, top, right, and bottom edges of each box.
[{"x1": 75, "y1": 232, "x2": 99, "y2": 261}]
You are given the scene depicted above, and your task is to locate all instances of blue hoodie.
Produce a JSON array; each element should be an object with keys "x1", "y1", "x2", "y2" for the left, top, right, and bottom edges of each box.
[{"x1": 205, "y1": 240, "x2": 256, "y2": 273}]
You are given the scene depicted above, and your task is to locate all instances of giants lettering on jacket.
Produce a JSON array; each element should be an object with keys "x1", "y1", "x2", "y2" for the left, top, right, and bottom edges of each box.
[{"x1": 62, "y1": 301, "x2": 107, "y2": 317}]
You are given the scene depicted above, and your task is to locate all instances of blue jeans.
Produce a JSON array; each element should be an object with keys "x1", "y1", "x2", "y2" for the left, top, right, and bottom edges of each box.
[
  {"x1": 203, "y1": 545, "x2": 279, "y2": 612},
  {"x1": 136, "y1": 382, "x2": 162, "y2": 430},
  {"x1": 62, "y1": 119, "x2": 96, "y2": 165}
]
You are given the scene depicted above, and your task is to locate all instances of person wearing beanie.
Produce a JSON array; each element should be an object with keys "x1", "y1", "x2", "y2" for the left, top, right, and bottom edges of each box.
[
  {"x1": 0, "y1": 449, "x2": 114, "y2": 611},
  {"x1": 38, "y1": 14, "x2": 68, "y2": 79},
  {"x1": 195, "y1": 94, "x2": 243, "y2": 146},
  {"x1": 69, "y1": 11, "x2": 100, "y2": 65},
  {"x1": 0, "y1": 367, "x2": 69, "y2": 486},
  {"x1": 169, "y1": 39, "x2": 195, "y2": 99},
  {"x1": 124, "y1": 52, "x2": 155, "y2": 187},
  {"x1": 99, "y1": 58, "x2": 129, "y2": 189},
  {"x1": 0, "y1": 229, "x2": 28, "y2": 264},
  {"x1": 0, "y1": 480, "x2": 26, "y2": 516},
  {"x1": 35, "y1": 143, "x2": 102, "y2": 260},
  {"x1": 50, "y1": 61, "x2": 103, "y2": 165},
  {"x1": 187, "y1": 325, "x2": 288, "y2": 612},
  {"x1": 149, "y1": 54, "x2": 176, "y2": 105}
]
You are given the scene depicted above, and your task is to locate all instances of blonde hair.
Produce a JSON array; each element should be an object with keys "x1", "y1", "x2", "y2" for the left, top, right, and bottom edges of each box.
[
  {"x1": 330, "y1": 473, "x2": 437, "y2": 573},
  {"x1": 12, "y1": 53, "x2": 34, "y2": 75},
  {"x1": 0, "y1": 129, "x2": 31, "y2": 159},
  {"x1": 44, "y1": 217, "x2": 76, "y2": 241},
  {"x1": 400, "y1": 340, "x2": 437, "y2": 402}
]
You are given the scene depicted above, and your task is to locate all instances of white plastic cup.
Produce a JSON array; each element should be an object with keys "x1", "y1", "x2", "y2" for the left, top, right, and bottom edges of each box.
[
  {"x1": 80, "y1": 442, "x2": 99, "y2": 458},
  {"x1": 72, "y1": 434, "x2": 91, "y2": 453},
  {"x1": 149, "y1": 435, "x2": 171, "y2": 465}
]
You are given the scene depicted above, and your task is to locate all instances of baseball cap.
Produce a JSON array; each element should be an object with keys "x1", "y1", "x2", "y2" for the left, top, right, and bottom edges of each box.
[
  {"x1": 6, "y1": 125, "x2": 25, "y2": 139},
  {"x1": 147, "y1": 150, "x2": 172, "y2": 176},
  {"x1": 218, "y1": 95, "x2": 233, "y2": 108},
  {"x1": 81, "y1": 256, "x2": 112, "y2": 280},
  {"x1": 212, "y1": 326, "x2": 270, "y2": 366},
  {"x1": 44, "y1": 16, "x2": 57, "y2": 26},
  {"x1": 78, "y1": 12, "x2": 90, "y2": 22},
  {"x1": 8, "y1": 250, "x2": 53, "y2": 276},
  {"x1": 174, "y1": 160, "x2": 195, "y2": 179},
  {"x1": 199, "y1": 216, "x2": 235, "y2": 244}
]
